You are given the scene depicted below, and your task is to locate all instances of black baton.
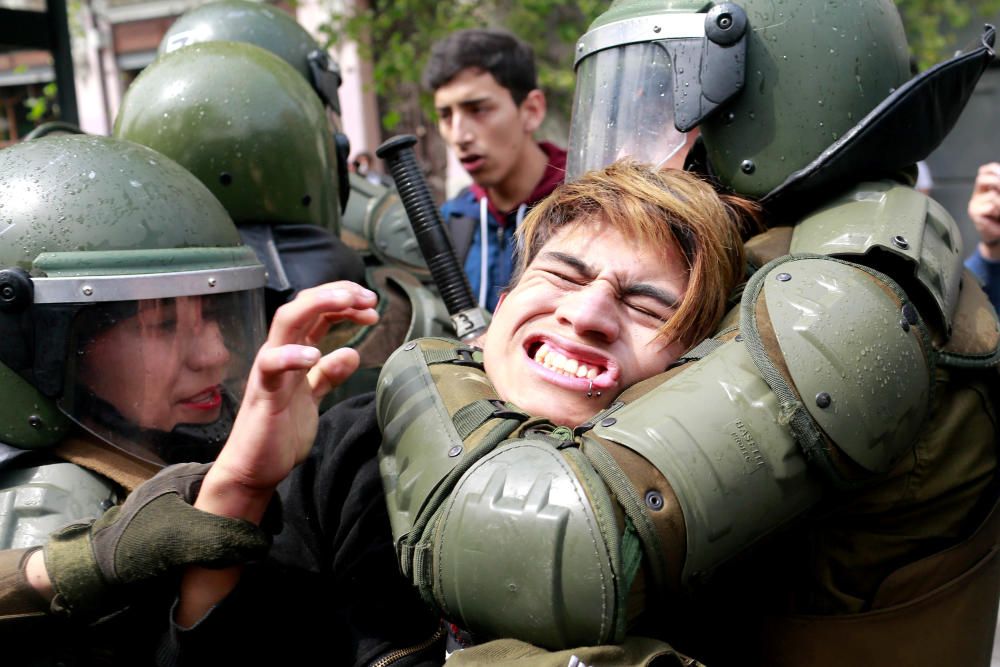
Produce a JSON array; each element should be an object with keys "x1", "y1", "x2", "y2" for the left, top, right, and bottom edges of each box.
[{"x1": 376, "y1": 135, "x2": 489, "y2": 339}]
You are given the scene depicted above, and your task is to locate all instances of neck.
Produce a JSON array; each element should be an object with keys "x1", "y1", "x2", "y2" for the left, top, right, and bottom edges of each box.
[{"x1": 486, "y1": 141, "x2": 549, "y2": 212}]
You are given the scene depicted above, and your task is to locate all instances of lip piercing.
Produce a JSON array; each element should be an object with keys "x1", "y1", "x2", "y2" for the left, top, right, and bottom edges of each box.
[{"x1": 587, "y1": 381, "x2": 601, "y2": 399}]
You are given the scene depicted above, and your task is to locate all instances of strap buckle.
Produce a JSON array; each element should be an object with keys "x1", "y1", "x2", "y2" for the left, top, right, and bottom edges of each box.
[
  {"x1": 453, "y1": 346, "x2": 482, "y2": 367},
  {"x1": 489, "y1": 399, "x2": 528, "y2": 421}
]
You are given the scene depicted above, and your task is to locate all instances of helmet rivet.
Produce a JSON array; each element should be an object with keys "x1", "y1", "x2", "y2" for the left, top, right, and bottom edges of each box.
[
  {"x1": 740, "y1": 160, "x2": 756, "y2": 174},
  {"x1": 207, "y1": 278, "x2": 217, "y2": 288},
  {"x1": 734, "y1": 334, "x2": 743, "y2": 342},
  {"x1": 27, "y1": 415, "x2": 42, "y2": 428},
  {"x1": 645, "y1": 490, "x2": 665, "y2": 511},
  {"x1": 82, "y1": 285, "x2": 94, "y2": 296},
  {"x1": 653, "y1": 25, "x2": 661, "y2": 33},
  {"x1": 901, "y1": 303, "x2": 918, "y2": 326},
  {"x1": 404, "y1": 342, "x2": 417, "y2": 351},
  {"x1": 776, "y1": 272, "x2": 791, "y2": 282},
  {"x1": 600, "y1": 417, "x2": 617, "y2": 427},
  {"x1": 717, "y1": 13, "x2": 733, "y2": 29},
  {"x1": 891, "y1": 235, "x2": 909, "y2": 250},
  {"x1": 219, "y1": 172, "x2": 233, "y2": 186},
  {"x1": 815, "y1": 392, "x2": 832, "y2": 409},
  {"x1": 448, "y1": 445, "x2": 463, "y2": 458}
]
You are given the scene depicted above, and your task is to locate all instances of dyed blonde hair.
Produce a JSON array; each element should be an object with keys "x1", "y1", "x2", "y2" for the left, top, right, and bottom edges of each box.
[{"x1": 511, "y1": 159, "x2": 755, "y2": 346}]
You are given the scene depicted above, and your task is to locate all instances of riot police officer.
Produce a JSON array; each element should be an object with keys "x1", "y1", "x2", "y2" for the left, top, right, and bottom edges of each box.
[
  {"x1": 405, "y1": 1, "x2": 999, "y2": 665},
  {"x1": 0, "y1": 134, "x2": 273, "y2": 663},
  {"x1": 114, "y1": 39, "x2": 363, "y2": 323},
  {"x1": 127, "y1": 1, "x2": 451, "y2": 400}
]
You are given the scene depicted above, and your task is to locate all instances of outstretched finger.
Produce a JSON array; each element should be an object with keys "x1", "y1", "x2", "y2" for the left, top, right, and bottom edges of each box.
[
  {"x1": 307, "y1": 347, "x2": 362, "y2": 400},
  {"x1": 303, "y1": 306, "x2": 380, "y2": 345},
  {"x1": 254, "y1": 344, "x2": 322, "y2": 393},
  {"x1": 269, "y1": 284, "x2": 378, "y2": 346}
]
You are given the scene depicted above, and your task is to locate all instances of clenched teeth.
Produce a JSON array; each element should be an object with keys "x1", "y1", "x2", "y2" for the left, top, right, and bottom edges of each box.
[{"x1": 533, "y1": 343, "x2": 599, "y2": 379}]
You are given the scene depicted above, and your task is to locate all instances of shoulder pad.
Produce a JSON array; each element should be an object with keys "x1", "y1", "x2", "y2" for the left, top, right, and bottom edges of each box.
[
  {"x1": 790, "y1": 181, "x2": 963, "y2": 336},
  {"x1": 0, "y1": 462, "x2": 116, "y2": 549},
  {"x1": 747, "y1": 254, "x2": 933, "y2": 474},
  {"x1": 342, "y1": 175, "x2": 429, "y2": 277},
  {"x1": 368, "y1": 267, "x2": 453, "y2": 342}
]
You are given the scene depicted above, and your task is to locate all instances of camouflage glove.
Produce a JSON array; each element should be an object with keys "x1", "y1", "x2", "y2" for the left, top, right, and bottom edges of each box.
[{"x1": 43, "y1": 462, "x2": 271, "y2": 620}]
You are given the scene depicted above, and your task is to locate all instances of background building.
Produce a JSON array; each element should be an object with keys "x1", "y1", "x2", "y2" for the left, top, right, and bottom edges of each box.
[{"x1": 0, "y1": 0, "x2": 382, "y2": 162}]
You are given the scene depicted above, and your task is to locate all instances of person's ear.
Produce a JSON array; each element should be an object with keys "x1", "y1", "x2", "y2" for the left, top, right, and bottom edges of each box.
[
  {"x1": 519, "y1": 89, "x2": 546, "y2": 134},
  {"x1": 494, "y1": 291, "x2": 508, "y2": 312}
]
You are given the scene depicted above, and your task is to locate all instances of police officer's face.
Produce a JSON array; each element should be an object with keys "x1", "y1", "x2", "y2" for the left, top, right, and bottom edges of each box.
[
  {"x1": 434, "y1": 68, "x2": 543, "y2": 190},
  {"x1": 82, "y1": 296, "x2": 231, "y2": 432},
  {"x1": 482, "y1": 219, "x2": 689, "y2": 426}
]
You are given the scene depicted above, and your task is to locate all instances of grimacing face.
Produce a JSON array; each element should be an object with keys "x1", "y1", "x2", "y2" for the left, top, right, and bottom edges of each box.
[
  {"x1": 80, "y1": 296, "x2": 231, "y2": 432},
  {"x1": 434, "y1": 68, "x2": 542, "y2": 190},
  {"x1": 482, "y1": 219, "x2": 690, "y2": 426}
]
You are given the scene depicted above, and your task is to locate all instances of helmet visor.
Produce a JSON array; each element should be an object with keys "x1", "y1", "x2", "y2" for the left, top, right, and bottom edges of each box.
[
  {"x1": 568, "y1": 41, "x2": 690, "y2": 180},
  {"x1": 60, "y1": 289, "x2": 265, "y2": 466}
]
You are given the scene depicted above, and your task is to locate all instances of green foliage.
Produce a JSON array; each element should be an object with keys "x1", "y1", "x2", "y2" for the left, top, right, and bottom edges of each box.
[
  {"x1": 322, "y1": 0, "x2": 603, "y2": 131},
  {"x1": 24, "y1": 83, "x2": 58, "y2": 122},
  {"x1": 325, "y1": 0, "x2": 1000, "y2": 132},
  {"x1": 894, "y1": 0, "x2": 1000, "y2": 69}
]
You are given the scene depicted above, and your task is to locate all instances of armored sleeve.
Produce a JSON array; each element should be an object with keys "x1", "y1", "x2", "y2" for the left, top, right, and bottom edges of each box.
[{"x1": 378, "y1": 251, "x2": 941, "y2": 649}]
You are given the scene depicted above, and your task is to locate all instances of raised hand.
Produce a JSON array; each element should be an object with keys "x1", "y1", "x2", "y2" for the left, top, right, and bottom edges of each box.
[
  {"x1": 176, "y1": 282, "x2": 378, "y2": 627},
  {"x1": 196, "y1": 282, "x2": 379, "y2": 522}
]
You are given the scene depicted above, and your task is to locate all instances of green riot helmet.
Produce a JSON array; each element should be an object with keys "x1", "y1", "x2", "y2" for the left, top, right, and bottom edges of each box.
[
  {"x1": 158, "y1": 0, "x2": 351, "y2": 213},
  {"x1": 569, "y1": 0, "x2": 748, "y2": 179},
  {"x1": 115, "y1": 41, "x2": 341, "y2": 235},
  {"x1": 159, "y1": 0, "x2": 342, "y2": 114},
  {"x1": 569, "y1": 0, "x2": 911, "y2": 198},
  {"x1": 0, "y1": 135, "x2": 266, "y2": 465},
  {"x1": 697, "y1": 0, "x2": 911, "y2": 199}
]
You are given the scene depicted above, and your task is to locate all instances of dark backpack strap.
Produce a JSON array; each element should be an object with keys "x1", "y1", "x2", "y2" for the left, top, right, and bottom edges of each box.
[{"x1": 446, "y1": 214, "x2": 478, "y2": 265}]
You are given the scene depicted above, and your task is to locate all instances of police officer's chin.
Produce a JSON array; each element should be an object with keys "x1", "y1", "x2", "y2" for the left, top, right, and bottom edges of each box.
[{"x1": 75, "y1": 388, "x2": 236, "y2": 465}]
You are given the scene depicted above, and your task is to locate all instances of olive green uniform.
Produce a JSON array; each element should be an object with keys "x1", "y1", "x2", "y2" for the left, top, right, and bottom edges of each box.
[{"x1": 375, "y1": 1, "x2": 1000, "y2": 662}]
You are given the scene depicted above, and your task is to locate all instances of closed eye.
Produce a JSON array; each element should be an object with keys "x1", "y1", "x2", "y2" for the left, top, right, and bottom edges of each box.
[
  {"x1": 544, "y1": 268, "x2": 587, "y2": 285},
  {"x1": 626, "y1": 301, "x2": 668, "y2": 322}
]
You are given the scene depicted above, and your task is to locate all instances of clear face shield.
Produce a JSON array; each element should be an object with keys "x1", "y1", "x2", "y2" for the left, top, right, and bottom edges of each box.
[
  {"x1": 32, "y1": 265, "x2": 266, "y2": 466},
  {"x1": 568, "y1": 41, "x2": 691, "y2": 179},
  {"x1": 567, "y1": 6, "x2": 748, "y2": 180}
]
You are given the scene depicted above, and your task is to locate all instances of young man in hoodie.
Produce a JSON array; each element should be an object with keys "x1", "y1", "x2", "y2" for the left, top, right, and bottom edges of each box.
[{"x1": 424, "y1": 28, "x2": 567, "y2": 312}]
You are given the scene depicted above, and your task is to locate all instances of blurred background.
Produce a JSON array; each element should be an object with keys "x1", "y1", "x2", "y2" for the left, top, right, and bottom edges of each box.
[{"x1": 0, "y1": 0, "x2": 998, "y2": 253}]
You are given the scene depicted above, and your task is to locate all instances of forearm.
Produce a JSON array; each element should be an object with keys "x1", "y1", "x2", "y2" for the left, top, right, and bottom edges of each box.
[{"x1": 176, "y1": 466, "x2": 275, "y2": 628}]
